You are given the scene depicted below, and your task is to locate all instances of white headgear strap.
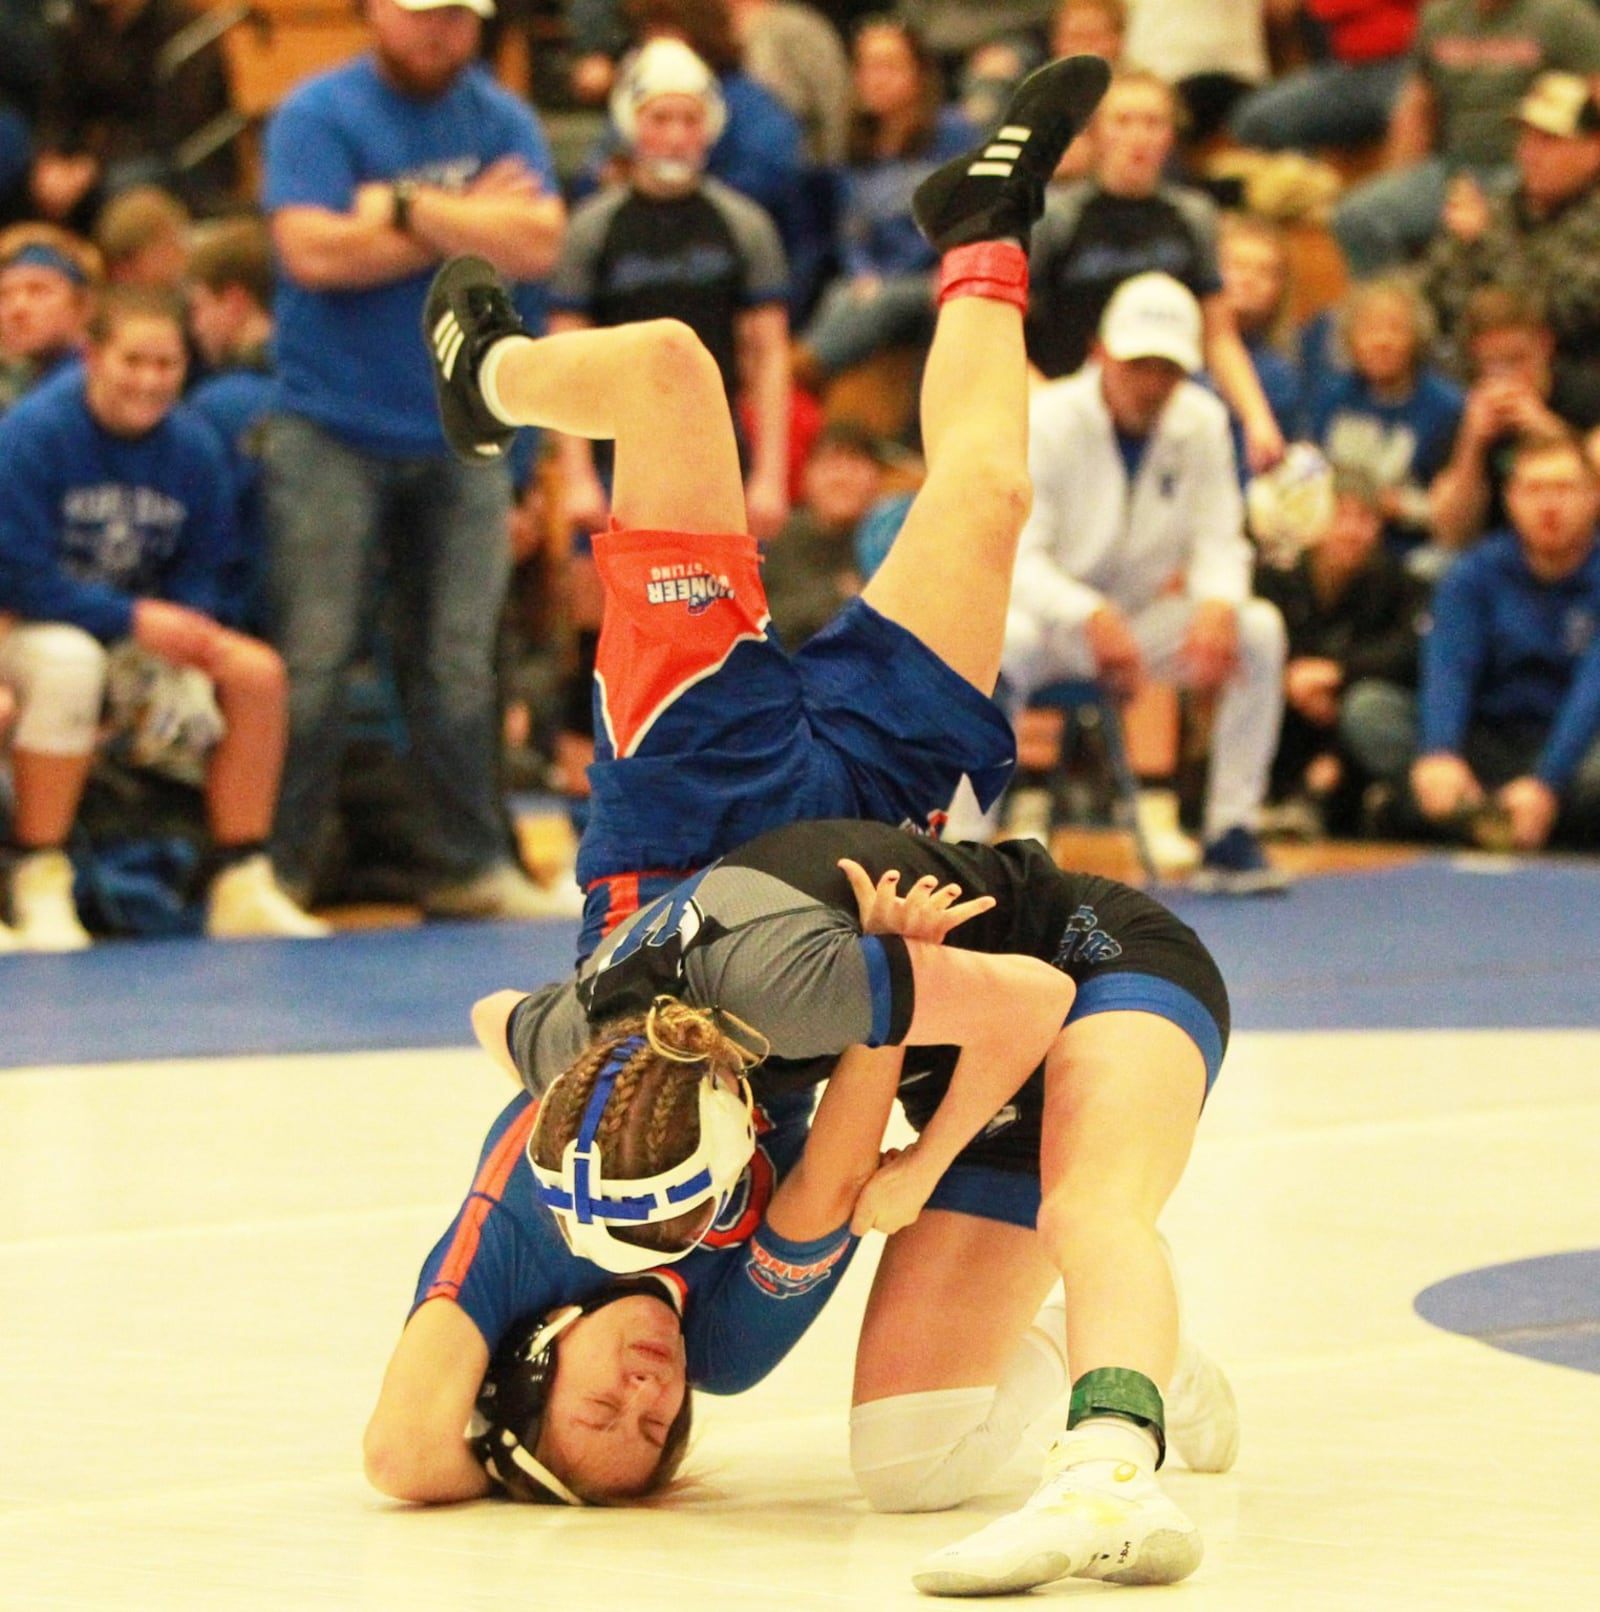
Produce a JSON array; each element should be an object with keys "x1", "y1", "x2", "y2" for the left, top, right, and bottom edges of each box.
[{"x1": 530, "y1": 1035, "x2": 757, "y2": 1273}]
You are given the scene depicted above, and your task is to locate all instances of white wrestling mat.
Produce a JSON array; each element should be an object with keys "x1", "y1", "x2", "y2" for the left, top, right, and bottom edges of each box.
[{"x1": 3, "y1": 1028, "x2": 1599, "y2": 1611}]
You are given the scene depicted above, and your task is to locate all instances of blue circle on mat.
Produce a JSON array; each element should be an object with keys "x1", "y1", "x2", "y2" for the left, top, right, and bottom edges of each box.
[{"x1": 1415, "y1": 1251, "x2": 1600, "y2": 1374}]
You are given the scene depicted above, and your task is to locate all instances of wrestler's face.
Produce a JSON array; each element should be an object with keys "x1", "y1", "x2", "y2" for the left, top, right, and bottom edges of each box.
[
  {"x1": 85, "y1": 312, "x2": 186, "y2": 437},
  {"x1": 368, "y1": 0, "x2": 481, "y2": 99},
  {"x1": 632, "y1": 95, "x2": 715, "y2": 193},
  {"x1": 538, "y1": 1295, "x2": 689, "y2": 1497}
]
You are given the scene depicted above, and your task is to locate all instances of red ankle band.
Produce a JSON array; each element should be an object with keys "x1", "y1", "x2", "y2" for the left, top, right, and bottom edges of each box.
[{"x1": 937, "y1": 241, "x2": 1029, "y2": 310}]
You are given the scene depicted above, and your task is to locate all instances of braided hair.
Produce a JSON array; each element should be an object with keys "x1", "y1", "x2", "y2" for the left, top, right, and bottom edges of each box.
[{"x1": 531, "y1": 998, "x2": 767, "y2": 1256}]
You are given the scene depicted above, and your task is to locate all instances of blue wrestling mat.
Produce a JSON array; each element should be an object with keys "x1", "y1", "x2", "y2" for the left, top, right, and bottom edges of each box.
[
  {"x1": 1163, "y1": 855, "x2": 1600, "y2": 1033},
  {"x1": 3, "y1": 854, "x2": 1598, "y2": 1069},
  {"x1": 0, "y1": 917, "x2": 580, "y2": 1069},
  {"x1": 1416, "y1": 1252, "x2": 1600, "y2": 1375}
]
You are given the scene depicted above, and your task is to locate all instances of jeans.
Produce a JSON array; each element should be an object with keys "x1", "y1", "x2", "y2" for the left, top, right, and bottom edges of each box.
[
  {"x1": 802, "y1": 271, "x2": 938, "y2": 378},
  {"x1": 1333, "y1": 158, "x2": 1512, "y2": 278},
  {"x1": 1340, "y1": 677, "x2": 1600, "y2": 845},
  {"x1": 1003, "y1": 594, "x2": 1288, "y2": 842},
  {"x1": 261, "y1": 413, "x2": 515, "y2": 891},
  {"x1": 1229, "y1": 56, "x2": 1410, "y2": 153}
]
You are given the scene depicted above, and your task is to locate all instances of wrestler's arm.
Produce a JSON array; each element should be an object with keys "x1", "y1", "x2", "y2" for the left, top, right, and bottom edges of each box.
[
  {"x1": 764, "y1": 1042, "x2": 906, "y2": 1241},
  {"x1": 471, "y1": 990, "x2": 528, "y2": 1082},
  {"x1": 851, "y1": 942, "x2": 1074, "y2": 1235},
  {"x1": 364, "y1": 1298, "x2": 494, "y2": 1504}
]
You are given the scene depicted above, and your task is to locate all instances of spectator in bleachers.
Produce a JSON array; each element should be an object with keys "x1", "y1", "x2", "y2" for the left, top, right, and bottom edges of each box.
[
  {"x1": 0, "y1": 222, "x2": 99, "y2": 411},
  {"x1": 28, "y1": 0, "x2": 237, "y2": 229},
  {"x1": 549, "y1": 37, "x2": 791, "y2": 538},
  {"x1": 730, "y1": 0, "x2": 852, "y2": 165},
  {"x1": 1230, "y1": 1, "x2": 1421, "y2": 155},
  {"x1": 1332, "y1": 0, "x2": 1600, "y2": 276},
  {"x1": 93, "y1": 183, "x2": 190, "y2": 290},
  {"x1": 1027, "y1": 68, "x2": 1286, "y2": 471},
  {"x1": 0, "y1": 285, "x2": 325, "y2": 948},
  {"x1": 579, "y1": 0, "x2": 805, "y2": 225},
  {"x1": 1345, "y1": 428, "x2": 1600, "y2": 848},
  {"x1": 791, "y1": 14, "x2": 972, "y2": 393},
  {"x1": 184, "y1": 217, "x2": 275, "y2": 635},
  {"x1": 761, "y1": 417, "x2": 895, "y2": 648},
  {"x1": 1254, "y1": 463, "x2": 1428, "y2": 836},
  {"x1": 1121, "y1": 0, "x2": 1271, "y2": 148},
  {"x1": 1419, "y1": 70, "x2": 1600, "y2": 379},
  {"x1": 1037, "y1": 0, "x2": 1125, "y2": 181},
  {"x1": 1217, "y1": 211, "x2": 1303, "y2": 481},
  {"x1": 260, "y1": 0, "x2": 569, "y2": 919},
  {"x1": 964, "y1": 272, "x2": 1291, "y2": 893},
  {"x1": 1430, "y1": 282, "x2": 1600, "y2": 550},
  {"x1": 1306, "y1": 274, "x2": 1463, "y2": 564},
  {"x1": 0, "y1": 0, "x2": 50, "y2": 226}
]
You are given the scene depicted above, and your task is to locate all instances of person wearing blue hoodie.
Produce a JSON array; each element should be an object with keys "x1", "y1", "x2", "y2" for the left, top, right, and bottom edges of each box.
[{"x1": 0, "y1": 285, "x2": 327, "y2": 949}]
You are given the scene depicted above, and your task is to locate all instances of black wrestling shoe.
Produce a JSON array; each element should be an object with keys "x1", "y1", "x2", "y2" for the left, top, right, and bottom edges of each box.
[
  {"x1": 912, "y1": 54, "x2": 1113, "y2": 253},
  {"x1": 422, "y1": 255, "x2": 525, "y2": 462}
]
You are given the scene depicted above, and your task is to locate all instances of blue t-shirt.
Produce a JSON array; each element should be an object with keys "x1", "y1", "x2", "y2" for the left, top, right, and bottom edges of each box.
[
  {"x1": 0, "y1": 368, "x2": 238, "y2": 641},
  {"x1": 262, "y1": 56, "x2": 557, "y2": 457},
  {"x1": 412, "y1": 1087, "x2": 857, "y2": 1394},
  {"x1": 1306, "y1": 365, "x2": 1464, "y2": 545},
  {"x1": 1420, "y1": 530, "x2": 1600, "y2": 788},
  {"x1": 837, "y1": 107, "x2": 975, "y2": 280}
]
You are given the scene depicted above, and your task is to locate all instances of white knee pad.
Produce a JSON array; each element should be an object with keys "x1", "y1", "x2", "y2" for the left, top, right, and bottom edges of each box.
[
  {"x1": 851, "y1": 1388, "x2": 996, "y2": 1513},
  {"x1": 850, "y1": 1320, "x2": 1069, "y2": 1513},
  {"x1": 0, "y1": 624, "x2": 108, "y2": 756}
]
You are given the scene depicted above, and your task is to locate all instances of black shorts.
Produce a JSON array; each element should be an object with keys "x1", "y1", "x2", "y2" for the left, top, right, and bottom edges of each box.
[{"x1": 901, "y1": 864, "x2": 1230, "y2": 1226}]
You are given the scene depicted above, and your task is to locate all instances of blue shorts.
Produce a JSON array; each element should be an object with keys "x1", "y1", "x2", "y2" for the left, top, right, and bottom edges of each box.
[{"x1": 574, "y1": 527, "x2": 1015, "y2": 958}]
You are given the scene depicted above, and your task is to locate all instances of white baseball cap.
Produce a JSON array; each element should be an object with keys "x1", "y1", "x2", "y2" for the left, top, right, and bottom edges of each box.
[
  {"x1": 391, "y1": 0, "x2": 496, "y2": 18},
  {"x1": 1098, "y1": 272, "x2": 1204, "y2": 373}
]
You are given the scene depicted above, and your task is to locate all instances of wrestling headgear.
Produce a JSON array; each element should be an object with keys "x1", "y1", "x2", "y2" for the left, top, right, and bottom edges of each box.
[
  {"x1": 529, "y1": 1034, "x2": 758, "y2": 1273},
  {"x1": 609, "y1": 38, "x2": 727, "y2": 147},
  {"x1": 470, "y1": 1277, "x2": 685, "y2": 1504}
]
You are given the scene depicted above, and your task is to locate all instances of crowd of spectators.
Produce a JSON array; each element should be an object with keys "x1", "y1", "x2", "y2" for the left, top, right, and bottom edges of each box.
[{"x1": 1, "y1": 0, "x2": 1599, "y2": 948}]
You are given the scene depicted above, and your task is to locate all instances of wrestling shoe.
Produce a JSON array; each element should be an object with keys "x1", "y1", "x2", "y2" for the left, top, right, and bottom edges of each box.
[
  {"x1": 912, "y1": 1438, "x2": 1202, "y2": 1597},
  {"x1": 11, "y1": 849, "x2": 92, "y2": 951},
  {"x1": 912, "y1": 54, "x2": 1112, "y2": 253},
  {"x1": 423, "y1": 255, "x2": 526, "y2": 463},
  {"x1": 1166, "y1": 1336, "x2": 1240, "y2": 1474}
]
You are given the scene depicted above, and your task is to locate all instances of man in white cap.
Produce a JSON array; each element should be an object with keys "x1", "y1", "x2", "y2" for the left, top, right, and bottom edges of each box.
[
  {"x1": 1423, "y1": 70, "x2": 1600, "y2": 376},
  {"x1": 978, "y1": 270, "x2": 1291, "y2": 893},
  {"x1": 259, "y1": 0, "x2": 573, "y2": 919}
]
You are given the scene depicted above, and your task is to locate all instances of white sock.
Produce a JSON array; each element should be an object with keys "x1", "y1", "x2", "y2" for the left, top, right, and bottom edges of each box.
[
  {"x1": 1058, "y1": 1415, "x2": 1160, "y2": 1472},
  {"x1": 476, "y1": 336, "x2": 535, "y2": 426}
]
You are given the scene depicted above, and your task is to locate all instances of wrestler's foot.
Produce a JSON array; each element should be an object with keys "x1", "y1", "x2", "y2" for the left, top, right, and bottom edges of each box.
[
  {"x1": 1166, "y1": 1335, "x2": 1240, "y2": 1474},
  {"x1": 912, "y1": 54, "x2": 1112, "y2": 253},
  {"x1": 423, "y1": 255, "x2": 526, "y2": 462},
  {"x1": 912, "y1": 1437, "x2": 1202, "y2": 1596}
]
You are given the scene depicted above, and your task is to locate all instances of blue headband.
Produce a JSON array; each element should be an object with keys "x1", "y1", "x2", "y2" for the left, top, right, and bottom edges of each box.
[{"x1": 1, "y1": 243, "x2": 89, "y2": 285}]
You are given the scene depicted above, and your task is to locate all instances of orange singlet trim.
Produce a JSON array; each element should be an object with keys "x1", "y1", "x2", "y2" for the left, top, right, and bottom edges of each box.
[{"x1": 427, "y1": 1101, "x2": 540, "y2": 1299}]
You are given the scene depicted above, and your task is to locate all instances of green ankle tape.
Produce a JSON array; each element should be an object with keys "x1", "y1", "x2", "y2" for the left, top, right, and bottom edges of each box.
[{"x1": 1068, "y1": 1367, "x2": 1167, "y2": 1467}]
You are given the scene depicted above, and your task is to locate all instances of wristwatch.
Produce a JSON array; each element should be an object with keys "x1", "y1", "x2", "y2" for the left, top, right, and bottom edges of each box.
[{"x1": 391, "y1": 180, "x2": 417, "y2": 234}]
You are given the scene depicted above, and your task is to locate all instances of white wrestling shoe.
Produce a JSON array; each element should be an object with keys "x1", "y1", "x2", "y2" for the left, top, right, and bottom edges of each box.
[
  {"x1": 912, "y1": 1437, "x2": 1202, "y2": 1597},
  {"x1": 1166, "y1": 1335, "x2": 1240, "y2": 1474}
]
